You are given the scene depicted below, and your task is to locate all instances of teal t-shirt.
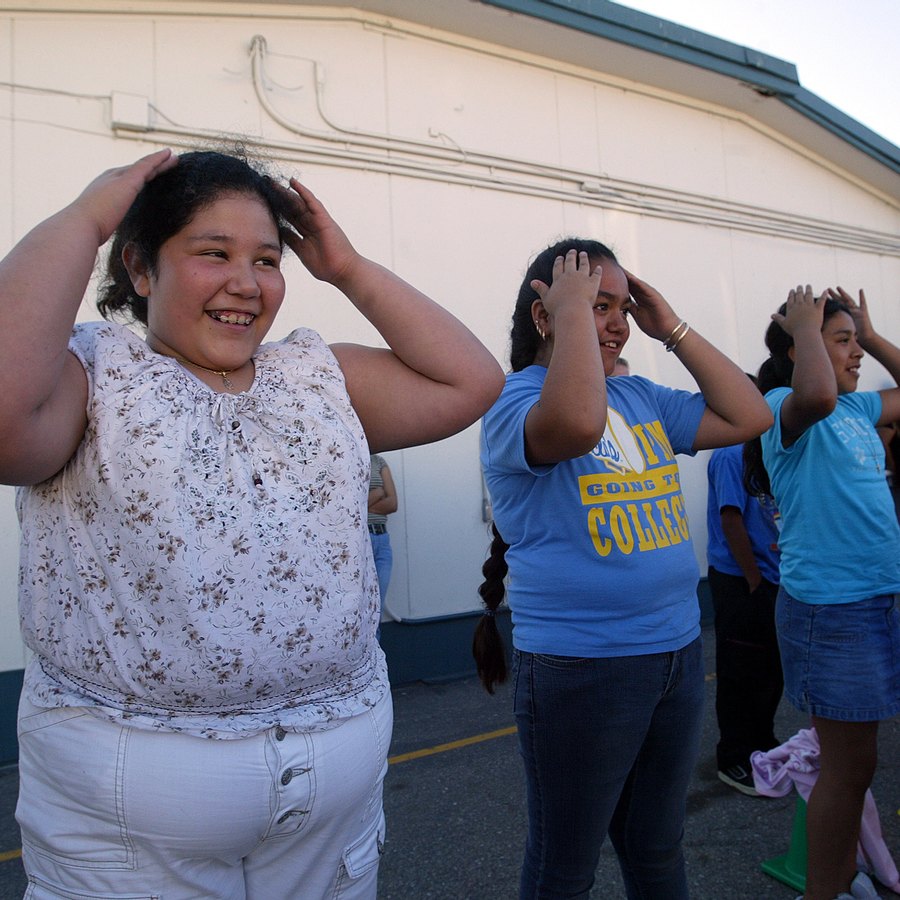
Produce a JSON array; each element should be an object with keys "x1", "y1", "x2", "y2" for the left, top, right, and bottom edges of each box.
[
  {"x1": 481, "y1": 368, "x2": 706, "y2": 657},
  {"x1": 762, "y1": 388, "x2": 900, "y2": 602}
]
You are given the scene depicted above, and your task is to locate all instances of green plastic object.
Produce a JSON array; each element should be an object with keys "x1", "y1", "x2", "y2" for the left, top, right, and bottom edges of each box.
[{"x1": 761, "y1": 795, "x2": 807, "y2": 892}]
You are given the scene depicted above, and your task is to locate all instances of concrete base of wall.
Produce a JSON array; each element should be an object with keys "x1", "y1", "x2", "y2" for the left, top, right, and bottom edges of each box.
[
  {"x1": 0, "y1": 582, "x2": 713, "y2": 765},
  {"x1": 0, "y1": 670, "x2": 23, "y2": 768},
  {"x1": 381, "y1": 579, "x2": 713, "y2": 685}
]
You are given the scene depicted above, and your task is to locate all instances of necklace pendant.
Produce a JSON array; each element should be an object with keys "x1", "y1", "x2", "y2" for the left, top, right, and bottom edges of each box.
[{"x1": 221, "y1": 374, "x2": 235, "y2": 390}]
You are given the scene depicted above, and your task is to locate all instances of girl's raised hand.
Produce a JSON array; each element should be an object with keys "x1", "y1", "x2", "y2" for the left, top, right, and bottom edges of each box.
[
  {"x1": 773, "y1": 284, "x2": 825, "y2": 336},
  {"x1": 275, "y1": 178, "x2": 360, "y2": 286},
  {"x1": 74, "y1": 149, "x2": 177, "y2": 245},
  {"x1": 829, "y1": 286, "x2": 875, "y2": 346},
  {"x1": 531, "y1": 249, "x2": 602, "y2": 318},
  {"x1": 622, "y1": 269, "x2": 680, "y2": 341}
]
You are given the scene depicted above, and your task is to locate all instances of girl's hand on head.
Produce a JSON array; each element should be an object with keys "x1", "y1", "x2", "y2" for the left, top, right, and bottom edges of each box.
[
  {"x1": 773, "y1": 284, "x2": 825, "y2": 336},
  {"x1": 531, "y1": 249, "x2": 602, "y2": 318},
  {"x1": 622, "y1": 269, "x2": 680, "y2": 341},
  {"x1": 73, "y1": 149, "x2": 177, "y2": 245},
  {"x1": 275, "y1": 178, "x2": 360, "y2": 287},
  {"x1": 829, "y1": 286, "x2": 875, "y2": 345}
]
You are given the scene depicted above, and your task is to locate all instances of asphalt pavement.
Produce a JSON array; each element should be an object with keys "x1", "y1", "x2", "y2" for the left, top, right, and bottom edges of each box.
[{"x1": 0, "y1": 625, "x2": 897, "y2": 899}]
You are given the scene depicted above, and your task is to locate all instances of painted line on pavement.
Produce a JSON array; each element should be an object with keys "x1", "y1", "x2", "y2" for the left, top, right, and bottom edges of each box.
[
  {"x1": 389, "y1": 725, "x2": 516, "y2": 765},
  {"x1": 388, "y1": 674, "x2": 717, "y2": 765}
]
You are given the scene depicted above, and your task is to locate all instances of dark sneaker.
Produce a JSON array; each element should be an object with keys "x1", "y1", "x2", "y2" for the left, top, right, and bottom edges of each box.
[{"x1": 717, "y1": 764, "x2": 759, "y2": 796}]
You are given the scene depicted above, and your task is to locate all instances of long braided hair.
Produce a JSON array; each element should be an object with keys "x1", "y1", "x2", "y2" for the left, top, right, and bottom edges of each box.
[{"x1": 473, "y1": 238, "x2": 617, "y2": 692}]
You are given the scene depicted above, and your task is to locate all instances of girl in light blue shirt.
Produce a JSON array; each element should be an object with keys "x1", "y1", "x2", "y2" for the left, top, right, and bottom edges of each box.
[{"x1": 746, "y1": 285, "x2": 900, "y2": 900}]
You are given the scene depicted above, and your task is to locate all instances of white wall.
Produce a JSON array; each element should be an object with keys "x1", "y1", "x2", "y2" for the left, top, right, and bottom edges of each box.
[{"x1": 1, "y1": 2, "x2": 898, "y2": 669}]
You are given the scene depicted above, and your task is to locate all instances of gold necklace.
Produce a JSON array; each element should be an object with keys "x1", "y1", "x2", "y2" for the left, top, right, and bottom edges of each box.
[{"x1": 176, "y1": 357, "x2": 239, "y2": 390}]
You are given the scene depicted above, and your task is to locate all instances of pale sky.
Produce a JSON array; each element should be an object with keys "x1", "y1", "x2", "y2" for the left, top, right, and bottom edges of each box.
[{"x1": 618, "y1": 0, "x2": 900, "y2": 149}]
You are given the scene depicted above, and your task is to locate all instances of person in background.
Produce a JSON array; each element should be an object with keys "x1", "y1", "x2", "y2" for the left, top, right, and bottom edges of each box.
[
  {"x1": 706, "y1": 373, "x2": 783, "y2": 796},
  {"x1": 474, "y1": 239, "x2": 771, "y2": 899},
  {"x1": 613, "y1": 355, "x2": 631, "y2": 376},
  {"x1": 745, "y1": 285, "x2": 900, "y2": 900},
  {"x1": 0, "y1": 148, "x2": 503, "y2": 899},
  {"x1": 877, "y1": 419, "x2": 900, "y2": 520},
  {"x1": 368, "y1": 453, "x2": 398, "y2": 634}
]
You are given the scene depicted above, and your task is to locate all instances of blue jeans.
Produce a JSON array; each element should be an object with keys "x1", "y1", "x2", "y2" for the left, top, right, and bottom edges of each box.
[
  {"x1": 513, "y1": 638, "x2": 705, "y2": 900},
  {"x1": 369, "y1": 531, "x2": 392, "y2": 640},
  {"x1": 776, "y1": 587, "x2": 900, "y2": 720},
  {"x1": 369, "y1": 531, "x2": 393, "y2": 608}
]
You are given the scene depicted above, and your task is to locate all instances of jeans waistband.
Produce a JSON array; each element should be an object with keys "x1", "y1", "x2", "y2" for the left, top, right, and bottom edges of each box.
[{"x1": 368, "y1": 523, "x2": 387, "y2": 535}]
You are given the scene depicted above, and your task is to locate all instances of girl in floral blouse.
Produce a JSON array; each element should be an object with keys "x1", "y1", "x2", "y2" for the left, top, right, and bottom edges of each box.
[{"x1": 0, "y1": 148, "x2": 502, "y2": 899}]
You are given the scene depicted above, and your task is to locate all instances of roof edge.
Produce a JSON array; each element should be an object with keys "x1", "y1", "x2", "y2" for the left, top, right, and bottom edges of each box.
[{"x1": 480, "y1": 0, "x2": 900, "y2": 176}]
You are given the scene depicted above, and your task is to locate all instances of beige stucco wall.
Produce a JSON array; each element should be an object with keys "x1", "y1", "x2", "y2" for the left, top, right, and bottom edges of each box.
[{"x1": 1, "y1": 2, "x2": 898, "y2": 670}]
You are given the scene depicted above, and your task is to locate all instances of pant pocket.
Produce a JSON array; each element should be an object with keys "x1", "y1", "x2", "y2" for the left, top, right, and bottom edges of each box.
[
  {"x1": 335, "y1": 809, "x2": 385, "y2": 897},
  {"x1": 17, "y1": 703, "x2": 135, "y2": 870},
  {"x1": 24, "y1": 873, "x2": 158, "y2": 899},
  {"x1": 17, "y1": 705, "x2": 90, "y2": 740}
]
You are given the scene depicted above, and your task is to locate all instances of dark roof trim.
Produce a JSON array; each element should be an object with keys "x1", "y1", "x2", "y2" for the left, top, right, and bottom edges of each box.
[{"x1": 481, "y1": 0, "x2": 900, "y2": 176}]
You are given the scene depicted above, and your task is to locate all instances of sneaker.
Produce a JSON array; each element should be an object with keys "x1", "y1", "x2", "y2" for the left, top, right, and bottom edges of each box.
[
  {"x1": 794, "y1": 873, "x2": 879, "y2": 900},
  {"x1": 717, "y1": 764, "x2": 760, "y2": 796},
  {"x1": 850, "y1": 871, "x2": 879, "y2": 899}
]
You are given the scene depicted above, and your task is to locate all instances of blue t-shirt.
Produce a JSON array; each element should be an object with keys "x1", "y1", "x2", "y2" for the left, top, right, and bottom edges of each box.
[
  {"x1": 706, "y1": 444, "x2": 780, "y2": 583},
  {"x1": 761, "y1": 388, "x2": 900, "y2": 602},
  {"x1": 481, "y1": 368, "x2": 706, "y2": 657}
]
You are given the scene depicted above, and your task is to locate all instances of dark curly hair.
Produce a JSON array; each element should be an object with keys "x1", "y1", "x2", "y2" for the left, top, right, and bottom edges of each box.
[{"x1": 97, "y1": 150, "x2": 291, "y2": 326}]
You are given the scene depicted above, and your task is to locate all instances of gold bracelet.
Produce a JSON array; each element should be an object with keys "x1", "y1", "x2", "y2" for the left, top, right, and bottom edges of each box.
[
  {"x1": 665, "y1": 321, "x2": 691, "y2": 352},
  {"x1": 661, "y1": 319, "x2": 686, "y2": 346}
]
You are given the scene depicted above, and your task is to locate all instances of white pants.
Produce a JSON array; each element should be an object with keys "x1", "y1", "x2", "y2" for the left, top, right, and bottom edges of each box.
[{"x1": 16, "y1": 690, "x2": 392, "y2": 899}]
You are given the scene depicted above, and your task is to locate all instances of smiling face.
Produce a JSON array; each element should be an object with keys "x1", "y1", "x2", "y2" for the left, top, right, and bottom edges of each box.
[
  {"x1": 590, "y1": 259, "x2": 632, "y2": 376},
  {"x1": 822, "y1": 309, "x2": 864, "y2": 394},
  {"x1": 130, "y1": 191, "x2": 286, "y2": 372},
  {"x1": 531, "y1": 256, "x2": 632, "y2": 376}
]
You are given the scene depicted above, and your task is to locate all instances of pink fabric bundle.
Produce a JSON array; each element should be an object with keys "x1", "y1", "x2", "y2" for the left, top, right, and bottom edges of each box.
[{"x1": 751, "y1": 727, "x2": 900, "y2": 894}]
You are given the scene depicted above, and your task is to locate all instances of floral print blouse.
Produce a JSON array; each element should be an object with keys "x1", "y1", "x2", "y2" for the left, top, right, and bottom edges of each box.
[{"x1": 16, "y1": 322, "x2": 387, "y2": 738}]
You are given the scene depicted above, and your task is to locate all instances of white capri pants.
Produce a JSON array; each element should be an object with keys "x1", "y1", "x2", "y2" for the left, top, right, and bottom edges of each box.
[{"x1": 16, "y1": 690, "x2": 392, "y2": 900}]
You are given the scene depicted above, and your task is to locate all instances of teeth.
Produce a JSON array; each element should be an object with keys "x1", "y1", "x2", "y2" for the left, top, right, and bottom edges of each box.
[{"x1": 211, "y1": 312, "x2": 254, "y2": 325}]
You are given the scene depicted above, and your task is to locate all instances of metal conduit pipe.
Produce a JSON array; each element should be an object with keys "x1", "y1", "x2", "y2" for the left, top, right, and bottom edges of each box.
[
  {"x1": 112, "y1": 121, "x2": 898, "y2": 255},
  {"x1": 246, "y1": 37, "x2": 898, "y2": 254}
]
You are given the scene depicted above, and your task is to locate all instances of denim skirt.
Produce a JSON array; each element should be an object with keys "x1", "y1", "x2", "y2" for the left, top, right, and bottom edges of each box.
[{"x1": 776, "y1": 587, "x2": 900, "y2": 721}]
